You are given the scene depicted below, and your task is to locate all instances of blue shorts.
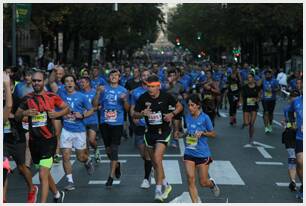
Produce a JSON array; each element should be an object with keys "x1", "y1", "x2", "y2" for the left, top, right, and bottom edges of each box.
[
  {"x1": 183, "y1": 154, "x2": 213, "y2": 166},
  {"x1": 134, "y1": 134, "x2": 145, "y2": 146},
  {"x1": 295, "y1": 139, "x2": 303, "y2": 154}
]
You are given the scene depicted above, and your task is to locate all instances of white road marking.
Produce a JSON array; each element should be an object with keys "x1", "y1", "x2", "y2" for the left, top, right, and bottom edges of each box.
[
  {"x1": 69, "y1": 154, "x2": 183, "y2": 158},
  {"x1": 208, "y1": 160, "x2": 245, "y2": 185},
  {"x1": 99, "y1": 160, "x2": 127, "y2": 163},
  {"x1": 89, "y1": 180, "x2": 120, "y2": 185},
  {"x1": 253, "y1": 141, "x2": 275, "y2": 149},
  {"x1": 170, "y1": 192, "x2": 194, "y2": 203},
  {"x1": 243, "y1": 144, "x2": 254, "y2": 148},
  {"x1": 179, "y1": 138, "x2": 185, "y2": 156},
  {"x1": 151, "y1": 160, "x2": 182, "y2": 184},
  {"x1": 276, "y1": 182, "x2": 302, "y2": 187},
  {"x1": 219, "y1": 112, "x2": 227, "y2": 117},
  {"x1": 257, "y1": 112, "x2": 282, "y2": 128},
  {"x1": 256, "y1": 147, "x2": 272, "y2": 159},
  {"x1": 32, "y1": 160, "x2": 75, "y2": 184},
  {"x1": 255, "y1": 161, "x2": 283, "y2": 165}
]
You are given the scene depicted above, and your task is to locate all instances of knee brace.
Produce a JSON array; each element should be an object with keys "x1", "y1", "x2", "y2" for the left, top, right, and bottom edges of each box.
[{"x1": 110, "y1": 145, "x2": 119, "y2": 161}]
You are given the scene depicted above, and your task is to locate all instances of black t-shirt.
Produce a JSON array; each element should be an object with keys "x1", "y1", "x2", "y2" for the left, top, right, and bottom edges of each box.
[
  {"x1": 134, "y1": 91, "x2": 177, "y2": 134},
  {"x1": 125, "y1": 78, "x2": 142, "y2": 91},
  {"x1": 227, "y1": 75, "x2": 241, "y2": 96},
  {"x1": 242, "y1": 84, "x2": 261, "y2": 106}
]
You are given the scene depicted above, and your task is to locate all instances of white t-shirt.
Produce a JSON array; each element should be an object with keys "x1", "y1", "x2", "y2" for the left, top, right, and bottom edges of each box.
[{"x1": 277, "y1": 72, "x2": 287, "y2": 86}]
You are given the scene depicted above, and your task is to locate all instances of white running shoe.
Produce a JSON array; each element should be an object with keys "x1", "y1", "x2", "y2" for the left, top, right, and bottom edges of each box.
[{"x1": 140, "y1": 179, "x2": 150, "y2": 189}]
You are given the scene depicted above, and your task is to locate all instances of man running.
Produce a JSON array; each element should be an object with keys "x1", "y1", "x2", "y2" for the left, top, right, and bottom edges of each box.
[
  {"x1": 133, "y1": 75, "x2": 183, "y2": 202},
  {"x1": 15, "y1": 71, "x2": 68, "y2": 202}
]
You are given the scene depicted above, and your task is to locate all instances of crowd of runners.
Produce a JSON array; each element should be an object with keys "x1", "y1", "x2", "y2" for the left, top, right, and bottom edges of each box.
[{"x1": 3, "y1": 60, "x2": 303, "y2": 203}]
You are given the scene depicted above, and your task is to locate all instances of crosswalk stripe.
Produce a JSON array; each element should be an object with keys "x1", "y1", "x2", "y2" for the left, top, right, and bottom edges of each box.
[
  {"x1": 89, "y1": 180, "x2": 121, "y2": 185},
  {"x1": 151, "y1": 160, "x2": 183, "y2": 184},
  {"x1": 256, "y1": 147, "x2": 272, "y2": 159},
  {"x1": 255, "y1": 162, "x2": 283, "y2": 165},
  {"x1": 209, "y1": 160, "x2": 245, "y2": 185},
  {"x1": 32, "y1": 160, "x2": 75, "y2": 184},
  {"x1": 276, "y1": 182, "x2": 302, "y2": 187}
]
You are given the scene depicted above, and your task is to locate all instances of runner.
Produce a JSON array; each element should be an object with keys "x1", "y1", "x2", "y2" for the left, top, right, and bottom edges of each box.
[
  {"x1": 288, "y1": 92, "x2": 303, "y2": 200},
  {"x1": 183, "y1": 94, "x2": 220, "y2": 203},
  {"x1": 240, "y1": 72, "x2": 261, "y2": 145},
  {"x1": 226, "y1": 65, "x2": 241, "y2": 125},
  {"x1": 201, "y1": 70, "x2": 220, "y2": 127},
  {"x1": 93, "y1": 69, "x2": 129, "y2": 188},
  {"x1": 133, "y1": 75, "x2": 183, "y2": 202},
  {"x1": 130, "y1": 68, "x2": 152, "y2": 188},
  {"x1": 79, "y1": 77, "x2": 101, "y2": 163},
  {"x1": 58, "y1": 74, "x2": 95, "y2": 191},
  {"x1": 261, "y1": 69, "x2": 279, "y2": 133},
  {"x1": 282, "y1": 90, "x2": 300, "y2": 192},
  {"x1": 15, "y1": 71, "x2": 67, "y2": 202}
]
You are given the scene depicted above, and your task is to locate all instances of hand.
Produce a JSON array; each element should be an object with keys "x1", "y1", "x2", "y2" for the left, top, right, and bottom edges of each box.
[
  {"x1": 163, "y1": 112, "x2": 174, "y2": 122},
  {"x1": 141, "y1": 107, "x2": 152, "y2": 117},
  {"x1": 120, "y1": 93, "x2": 128, "y2": 102},
  {"x1": 23, "y1": 109, "x2": 39, "y2": 117},
  {"x1": 194, "y1": 131, "x2": 203, "y2": 139},
  {"x1": 74, "y1": 112, "x2": 83, "y2": 119},
  {"x1": 96, "y1": 85, "x2": 105, "y2": 94},
  {"x1": 48, "y1": 111, "x2": 58, "y2": 119},
  {"x1": 3, "y1": 72, "x2": 11, "y2": 86}
]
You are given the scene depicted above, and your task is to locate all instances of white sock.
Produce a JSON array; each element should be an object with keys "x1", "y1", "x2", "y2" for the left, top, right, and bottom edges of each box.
[
  {"x1": 66, "y1": 174, "x2": 73, "y2": 183},
  {"x1": 54, "y1": 191, "x2": 60, "y2": 198},
  {"x1": 155, "y1": 185, "x2": 162, "y2": 193},
  {"x1": 162, "y1": 179, "x2": 169, "y2": 186}
]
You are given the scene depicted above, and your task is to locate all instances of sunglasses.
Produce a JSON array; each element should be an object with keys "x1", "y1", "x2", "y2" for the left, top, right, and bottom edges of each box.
[{"x1": 32, "y1": 79, "x2": 42, "y2": 83}]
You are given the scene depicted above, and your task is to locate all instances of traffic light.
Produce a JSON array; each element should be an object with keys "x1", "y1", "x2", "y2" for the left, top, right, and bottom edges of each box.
[
  {"x1": 232, "y1": 48, "x2": 241, "y2": 57},
  {"x1": 176, "y1": 37, "x2": 180, "y2": 46}
]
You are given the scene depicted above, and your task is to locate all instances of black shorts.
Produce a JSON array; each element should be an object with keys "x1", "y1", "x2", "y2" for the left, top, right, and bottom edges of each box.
[
  {"x1": 144, "y1": 129, "x2": 171, "y2": 148},
  {"x1": 4, "y1": 142, "x2": 26, "y2": 165},
  {"x1": 262, "y1": 100, "x2": 276, "y2": 113},
  {"x1": 100, "y1": 124, "x2": 123, "y2": 147},
  {"x1": 243, "y1": 104, "x2": 258, "y2": 113},
  {"x1": 184, "y1": 155, "x2": 213, "y2": 166},
  {"x1": 86, "y1": 124, "x2": 99, "y2": 132},
  {"x1": 282, "y1": 128, "x2": 296, "y2": 149},
  {"x1": 295, "y1": 139, "x2": 303, "y2": 154},
  {"x1": 29, "y1": 136, "x2": 57, "y2": 165}
]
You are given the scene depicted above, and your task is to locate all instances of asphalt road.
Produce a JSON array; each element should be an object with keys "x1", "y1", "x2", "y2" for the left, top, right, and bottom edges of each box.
[{"x1": 6, "y1": 97, "x2": 303, "y2": 203}]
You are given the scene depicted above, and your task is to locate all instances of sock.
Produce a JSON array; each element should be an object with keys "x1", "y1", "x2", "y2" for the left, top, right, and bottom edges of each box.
[
  {"x1": 156, "y1": 185, "x2": 162, "y2": 193},
  {"x1": 54, "y1": 191, "x2": 60, "y2": 198},
  {"x1": 66, "y1": 174, "x2": 73, "y2": 183},
  {"x1": 144, "y1": 160, "x2": 152, "y2": 180},
  {"x1": 162, "y1": 179, "x2": 169, "y2": 187}
]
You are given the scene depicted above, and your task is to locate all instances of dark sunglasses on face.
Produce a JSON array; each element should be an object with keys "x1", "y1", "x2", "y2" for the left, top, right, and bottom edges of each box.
[{"x1": 32, "y1": 79, "x2": 42, "y2": 82}]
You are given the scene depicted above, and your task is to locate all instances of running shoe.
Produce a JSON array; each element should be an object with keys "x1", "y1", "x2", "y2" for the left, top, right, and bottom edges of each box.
[
  {"x1": 105, "y1": 176, "x2": 113, "y2": 188},
  {"x1": 95, "y1": 149, "x2": 101, "y2": 163},
  {"x1": 170, "y1": 139, "x2": 179, "y2": 148},
  {"x1": 154, "y1": 190, "x2": 164, "y2": 202},
  {"x1": 268, "y1": 125, "x2": 273, "y2": 133},
  {"x1": 85, "y1": 159, "x2": 95, "y2": 175},
  {"x1": 209, "y1": 178, "x2": 220, "y2": 197},
  {"x1": 53, "y1": 191, "x2": 65, "y2": 203},
  {"x1": 264, "y1": 127, "x2": 269, "y2": 133},
  {"x1": 53, "y1": 154, "x2": 61, "y2": 164},
  {"x1": 115, "y1": 162, "x2": 121, "y2": 179},
  {"x1": 140, "y1": 179, "x2": 151, "y2": 189},
  {"x1": 162, "y1": 184, "x2": 172, "y2": 200},
  {"x1": 289, "y1": 181, "x2": 297, "y2": 192},
  {"x1": 64, "y1": 182, "x2": 76, "y2": 191},
  {"x1": 27, "y1": 185, "x2": 38, "y2": 203}
]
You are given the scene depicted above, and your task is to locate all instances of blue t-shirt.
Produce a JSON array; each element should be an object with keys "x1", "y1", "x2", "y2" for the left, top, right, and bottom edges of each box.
[
  {"x1": 91, "y1": 76, "x2": 108, "y2": 90},
  {"x1": 289, "y1": 95, "x2": 303, "y2": 140},
  {"x1": 184, "y1": 112, "x2": 214, "y2": 158},
  {"x1": 179, "y1": 74, "x2": 192, "y2": 91},
  {"x1": 240, "y1": 68, "x2": 249, "y2": 84},
  {"x1": 262, "y1": 79, "x2": 279, "y2": 100},
  {"x1": 120, "y1": 75, "x2": 132, "y2": 87},
  {"x1": 99, "y1": 85, "x2": 128, "y2": 125},
  {"x1": 59, "y1": 90, "x2": 92, "y2": 132},
  {"x1": 289, "y1": 79, "x2": 297, "y2": 90},
  {"x1": 130, "y1": 86, "x2": 147, "y2": 126},
  {"x1": 81, "y1": 89, "x2": 99, "y2": 125}
]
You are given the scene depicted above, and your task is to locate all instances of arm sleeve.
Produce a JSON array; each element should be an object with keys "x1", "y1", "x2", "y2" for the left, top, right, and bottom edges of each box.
[{"x1": 204, "y1": 114, "x2": 214, "y2": 131}]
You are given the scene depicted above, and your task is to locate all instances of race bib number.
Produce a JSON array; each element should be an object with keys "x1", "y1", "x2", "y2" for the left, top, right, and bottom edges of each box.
[
  {"x1": 32, "y1": 112, "x2": 47, "y2": 127},
  {"x1": 247, "y1": 98, "x2": 256, "y2": 106},
  {"x1": 204, "y1": 94, "x2": 212, "y2": 100},
  {"x1": 105, "y1": 110, "x2": 118, "y2": 123},
  {"x1": 148, "y1": 112, "x2": 163, "y2": 125},
  {"x1": 264, "y1": 90, "x2": 272, "y2": 98},
  {"x1": 186, "y1": 135, "x2": 198, "y2": 149},
  {"x1": 4, "y1": 121, "x2": 11, "y2": 133},
  {"x1": 230, "y1": 84, "x2": 238, "y2": 91}
]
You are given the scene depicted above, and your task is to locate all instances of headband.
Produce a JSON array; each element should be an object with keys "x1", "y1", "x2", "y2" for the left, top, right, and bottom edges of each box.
[{"x1": 146, "y1": 81, "x2": 161, "y2": 87}]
